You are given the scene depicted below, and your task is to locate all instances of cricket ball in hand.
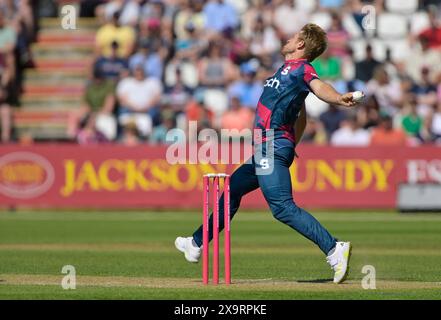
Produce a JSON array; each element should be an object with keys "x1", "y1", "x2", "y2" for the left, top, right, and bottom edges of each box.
[{"x1": 352, "y1": 91, "x2": 365, "y2": 102}]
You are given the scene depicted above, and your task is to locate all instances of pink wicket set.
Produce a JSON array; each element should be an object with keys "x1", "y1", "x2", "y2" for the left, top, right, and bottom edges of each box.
[{"x1": 202, "y1": 173, "x2": 231, "y2": 285}]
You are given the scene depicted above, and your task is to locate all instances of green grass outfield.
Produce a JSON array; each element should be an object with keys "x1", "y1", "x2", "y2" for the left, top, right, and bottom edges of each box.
[{"x1": 0, "y1": 210, "x2": 440, "y2": 299}]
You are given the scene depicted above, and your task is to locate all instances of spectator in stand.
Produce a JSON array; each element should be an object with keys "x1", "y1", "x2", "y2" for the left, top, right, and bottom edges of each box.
[
  {"x1": 401, "y1": 98, "x2": 423, "y2": 141},
  {"x1": 150, "y1": 108, "x2": 176, "y2": 145},
  {"x1": 227, "y1": 61, "x2": 262, "y2": 110},
  {"x1": 430, "y1": 102, "x2": 441, "y2": 143},
  {"x1": 77, "y1": 113, "x2": 108, "y2": 145},
  {"x1": 175, "y1": 21, "x2": 207, "y2": 61},
  {"x1": 370, "y1": 114, "x2": 408, "y2": 146},
  {"x1": 220, "y1": 95, "x2": 254, "y2": 132},
  {"x1": 312, "y1": 49, "x2": 342, "y2": 81},
  {"x1": 366, "y1": 66, "x2": 403, "y2": 116},
  {"x1": 96, "y1": 0, "x2": 140, "y2": 26},
  {"x1": 94, "y1": 41, "x2": 129, "y2": 82},
  {"x1": 129, "y1": 39, "x2": 163, "y2": 80},
  {"x1": 241, "y1": 0, "x2": 273, "y2": 40},
  {"x1": 418, "y1": 5, "x2": 441, "y2": 50},
  {"x1": 203, "y1": 0, "x2": 239, "y2": 34},
  {"x1": 198, "y1": 40, "x2": 236, "y2": 88},
  {"x1": 116, "y1": 65, "x2": 163, "y2": 138},
  {"x1": 330, "y1": 115, "x2": 370, "y2": 146},
  {"x1": 95, "y1": 11, "x2": 136, "y2": 59},
  {"x1": 273, "y1": 0, "x2": 306, "y2": 41},
  {"x1": 406, "y1": 34, "x2": 441, "y2": 84},
  {"x1": 186, "y1": 95, "x2": 214, "y2": 133},
  {"x1": 119, "y1": 121, "x2": 141, "y2": 146},
  {"x1": 141, "y1": 0, "x2": 167, "y2": 21},
  {"x1": 327, "y1": 12, "x2": 350, "y2": 58},
  {"x1": 174, "y1": 0, "x2": 205, "y2": 42},
  {"x1": 412, "y1": 67, "x2": 438, "y2": 117},
  {"x1": 137, "y1": 17, "x2": 172, "y2": 62},
  {"x1": 68, "y1": 67, "x2": 117, "y2": 140},
  {"x1": 165, "y1": 67, "x2": 193, "y2": 129},
  {"x1": 248, "y1": 15, "x2": 281, "y2": 60},
  {"x1": 319, "y1": 104, "x2": 347, "y2": 141},
  {"x1": 302, "y1": 117, "x2": 327, "y2": 144},
  {"x1": 355, "y1": 44, "x2": 380, "y2": 83}
]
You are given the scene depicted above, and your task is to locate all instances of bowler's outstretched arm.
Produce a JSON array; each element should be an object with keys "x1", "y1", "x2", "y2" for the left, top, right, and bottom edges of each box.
[{"x1": 309, "y1": 78, "x2": 357, "y2": 108}]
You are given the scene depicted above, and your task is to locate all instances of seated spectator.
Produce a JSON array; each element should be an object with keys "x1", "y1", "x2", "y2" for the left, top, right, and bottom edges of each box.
[
  {"x1": 312, "y1": 49, "x2": 342, "y2": 81},
  {"x1": 366, "y1": 66, "x2": 403, "y2": 116},
  {"x1": 173, "y1": 0, "x2": 205, "y2": 41},
  {"x1": 95, "y1": 11, "x2": 136, "y2": 59},
  {"x1": 119, "y1": 122, "x2": 141, "y2": 146},
  {"x1": 331, "y1": 115, "x2": 370, "y2": 146},
  {"x1": 186, "y1": 95, "x2": 214, "y2": 133},
  {"x1": 129, "y1": 39, "x2": 163, "y2": 80},
  {"x1": 227, "y1": 61, "x2": 262, "y2": 110},
  {"x1": 203, "y1": 0, "x2": 239, "y2": 34},
  {"x1": 248, "y1": 15, "x2": 281, "y2": 60},
  {"x1": 142, "y1": 0, "x2": 167, "y2": 21},
  {"x1": 370, "y1": 115, "x2": 408, "y2": 146},
  {"x1": 401, "y1": 99, "x2": 423, "y2": 139},
  {"x1": 413, "y1": 67, "x2": 438, "y2": 116},
  {"x1": 77, "y1": 113, "x2": 108, "y2": 145},
  {"x1": 116, "y1": 65, "x2": 163, "y2": 138},
  {"x1": 302, "y1": 117, "x2": 327, "y2": 144},
  {"x1": 165, "y1": 68, "x2": 193, "y2": 113},
  {"x1": 138, "y1": 17, "x2": 172, "y2": 62},
  {"x1": 241, "y1": 0, "x2": 273, "y2": 40},
  {"x1": 175, "y1": 21, "x2": 207, "y2": 61},
  {"x1": 68, "y1": 68, "x2": 117, "y2": 140},
  {"x1": 94, "y1": 41, "x2": 129, "y2": 82},
  {"x1": 150, "y1": 109, "x2": 176, "y2": 145},
  {"x1": 198, "y1": 40, "x2": 236, "y2": 88},
  {"x1": 319, "y1": 105, "x2": 347, "y2": 141},
  {"x1": 327, "y1": 12, "x2": 350, "y2": 58},
  {"x1": 355, "y1": 44, "x2": 381, "y2": 83},
  {"x1": 96, "y1": 0, "x2": 140, "y2": 26},
  {"x1": 273, "y1": 0, "x2": 306, "y2": 40},
  {"x1": 418, "y1": 6, "x2": 441, "y2": 50},
  {"x1": 220, "y1": 96, "x2": 254, "y2": 132},
  {"x1": 430, "y1": 102, "x2": 441, "y2": 143},
  {"x1": 406, "y1": 35, "x2": 441, "y2": 84}
]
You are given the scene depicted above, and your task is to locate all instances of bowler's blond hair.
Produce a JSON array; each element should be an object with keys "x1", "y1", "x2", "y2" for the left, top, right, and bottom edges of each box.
[{"x1": 299, "y1": 24, "x2": 328, "y2": 62}]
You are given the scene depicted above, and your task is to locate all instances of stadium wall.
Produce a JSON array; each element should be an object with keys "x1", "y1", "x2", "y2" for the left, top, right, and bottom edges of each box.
[{"x1": 0, "y1": 145, "x2": 440, "y2": 209}]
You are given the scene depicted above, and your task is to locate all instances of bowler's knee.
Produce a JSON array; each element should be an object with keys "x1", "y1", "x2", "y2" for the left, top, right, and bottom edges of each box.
[{"x1": 270, "y1": 199, "x2": 302, "y2": 223}]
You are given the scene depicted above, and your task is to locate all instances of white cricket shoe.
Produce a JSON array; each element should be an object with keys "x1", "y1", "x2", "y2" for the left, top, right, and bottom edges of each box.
[
  {"x1": 326, "y1": 242, "x2": 352, "y2": 284},
  {"x1": 175, "y1": 236, "x2": 201, "y2": 263}
]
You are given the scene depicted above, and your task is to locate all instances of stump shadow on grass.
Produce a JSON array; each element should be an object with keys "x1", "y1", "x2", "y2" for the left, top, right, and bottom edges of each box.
[{"x1": 296, "y1": 279, "x2": 333, "y2": 283}]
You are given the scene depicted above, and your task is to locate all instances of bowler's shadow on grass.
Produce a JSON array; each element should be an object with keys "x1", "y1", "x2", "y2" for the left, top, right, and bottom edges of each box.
[{"x1": 296, "y1": 279, "x2": 333, "y2": 283}]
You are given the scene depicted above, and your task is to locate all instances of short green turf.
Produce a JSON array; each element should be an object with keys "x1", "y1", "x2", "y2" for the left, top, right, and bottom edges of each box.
[{"x1": 0, "y1": 210, "x2": 440, "y2": 299}]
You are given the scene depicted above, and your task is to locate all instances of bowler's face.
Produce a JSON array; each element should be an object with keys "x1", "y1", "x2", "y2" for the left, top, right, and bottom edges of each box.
[{"x1": 282, "y1": 33, "x2": 301, "y2": 55}]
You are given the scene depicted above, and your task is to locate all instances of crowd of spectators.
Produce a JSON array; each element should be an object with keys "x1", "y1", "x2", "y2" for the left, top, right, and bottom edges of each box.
[
  {"x1": 3, "y1": 0, "x2": 441, "y2": 147},
  {"x1": 0, "y1": 0, "x2": 34, "y2": 143}
]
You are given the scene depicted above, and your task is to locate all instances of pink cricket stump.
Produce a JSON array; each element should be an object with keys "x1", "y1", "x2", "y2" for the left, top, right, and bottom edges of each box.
[
  {"x1": 202, "y1": 176, "x2": 209, "y2": 285},
  {"x1": 212, "y1": 176, "x2": 220, "y2": 284},
  {"x1": 224, "y1": 175, "x2": 231, "y2": 285}
]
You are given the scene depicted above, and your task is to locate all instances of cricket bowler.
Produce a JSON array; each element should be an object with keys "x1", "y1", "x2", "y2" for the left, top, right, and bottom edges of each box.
[{"x1": 176, "y1": 24, "x2": 360, "y2": 283}]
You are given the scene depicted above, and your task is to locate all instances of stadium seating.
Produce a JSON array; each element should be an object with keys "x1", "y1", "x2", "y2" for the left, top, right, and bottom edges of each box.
[
  {"x1": 385, "y1": 0, "x2": 418, "y2": 15},
  {"x1": 377, "y1": 13, "x2": 409, "y2": 39}
]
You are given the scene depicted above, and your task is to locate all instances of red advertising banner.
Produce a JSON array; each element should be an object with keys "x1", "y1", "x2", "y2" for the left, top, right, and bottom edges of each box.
[{"x1": 0, "y1": 145, "x2": 440, "y2": 209}]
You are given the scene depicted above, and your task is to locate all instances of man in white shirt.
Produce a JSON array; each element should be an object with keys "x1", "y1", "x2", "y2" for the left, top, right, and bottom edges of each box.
[
  {"x1": 331, "y1": 115, "x2": 370, "y2": 146},
  {"x1": 117, "y1": 65, "x2": 163, "y2": 137}
]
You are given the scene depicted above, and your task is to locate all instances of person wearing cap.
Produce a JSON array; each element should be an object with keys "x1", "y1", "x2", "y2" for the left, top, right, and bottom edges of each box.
[{"x1": 94, "y1": 40, "x2": 129, "y2": 82}]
